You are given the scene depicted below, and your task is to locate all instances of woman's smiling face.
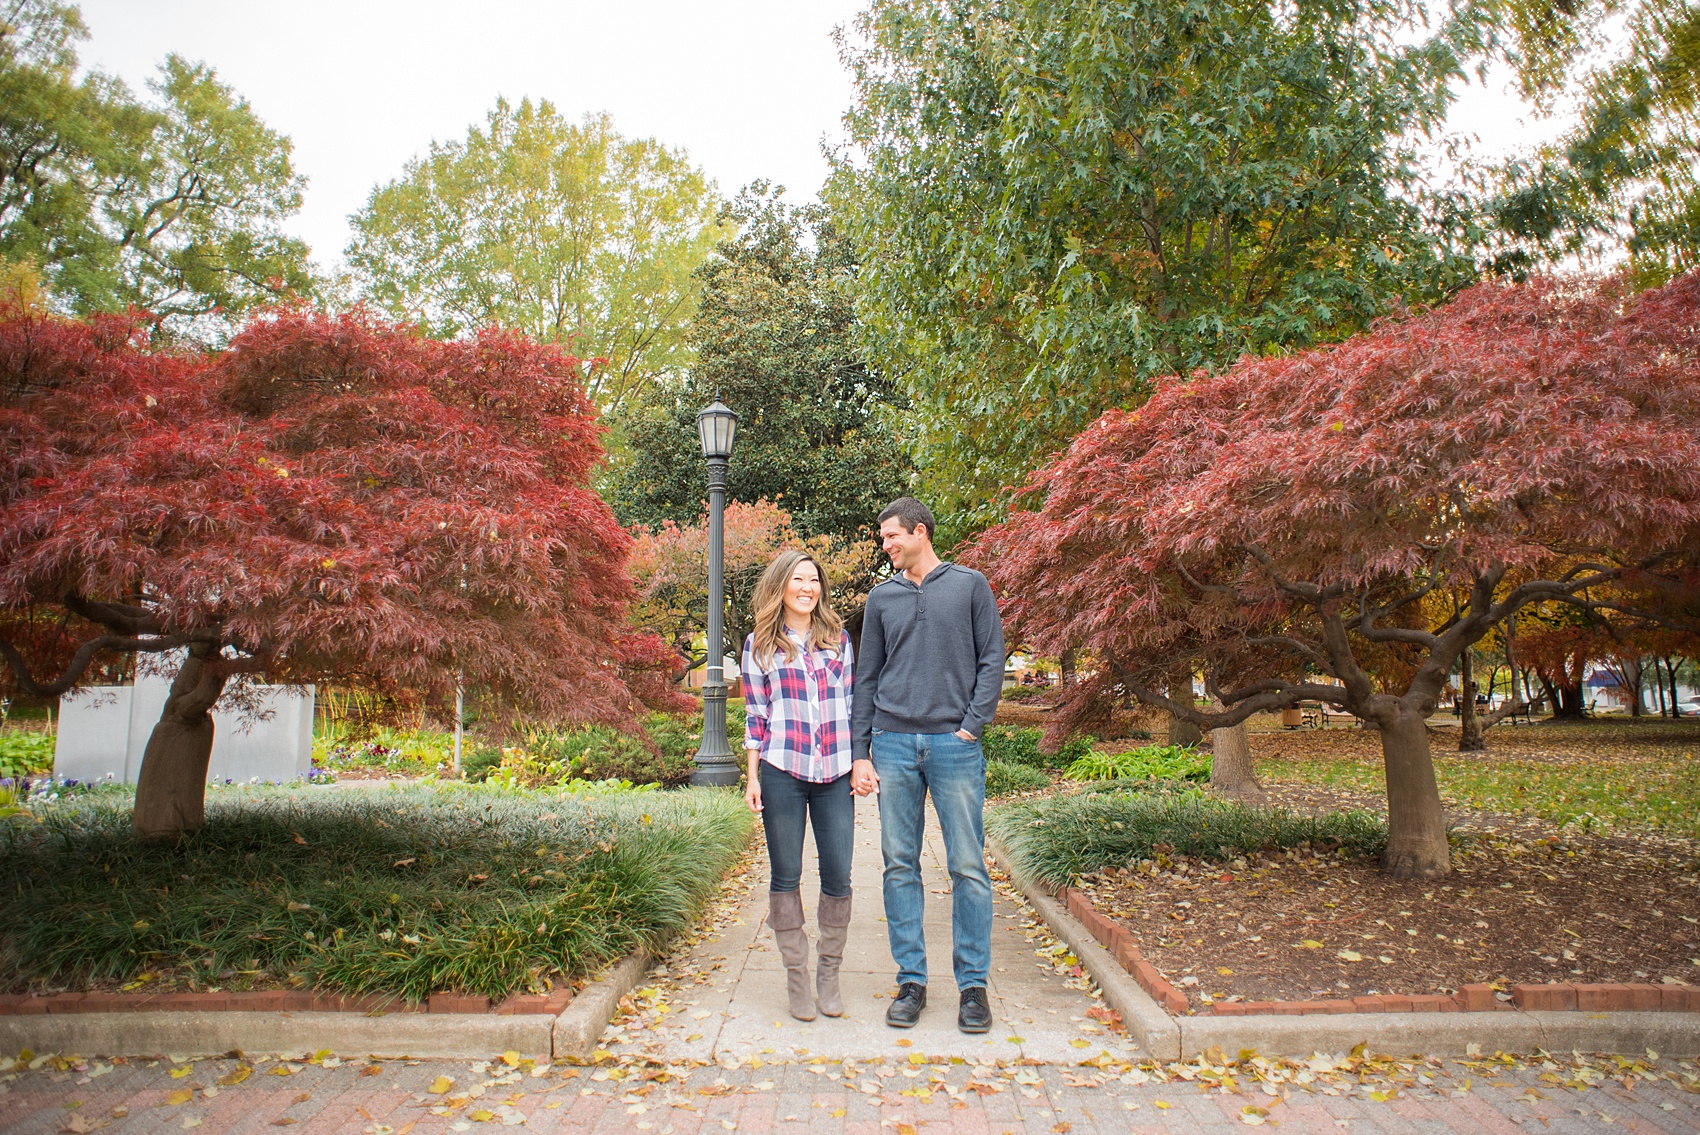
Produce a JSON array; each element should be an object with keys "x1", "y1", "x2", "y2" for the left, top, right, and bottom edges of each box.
[{"x1": 784, "y1": 559, "x2": 821, "y2": 623}]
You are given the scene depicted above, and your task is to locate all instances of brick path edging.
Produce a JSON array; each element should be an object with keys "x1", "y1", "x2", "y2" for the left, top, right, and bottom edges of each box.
[
  {"x1": 0, "y1": 988, "x2": 573, "y2": 1017},
  {"x1": 0, "y1": 948, "x2": 656, "y2": 1061},
  {"x1": 1052, "y1": 881, "x2": 1700, "y2": 1018}
]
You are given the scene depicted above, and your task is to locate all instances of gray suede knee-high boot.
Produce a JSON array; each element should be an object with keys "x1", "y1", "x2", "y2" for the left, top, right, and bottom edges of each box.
[
  {"x1": 769, "y1": 890, "x2": 816, "y2": 1021},
  {"x1": 815, "y1": 891, "x2": 852, "y2": 1018}
]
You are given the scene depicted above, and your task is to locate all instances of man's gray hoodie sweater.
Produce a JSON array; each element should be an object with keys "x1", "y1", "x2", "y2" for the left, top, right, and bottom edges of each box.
[{"x1": 851, "y1": 562, "x2": 1005, "y2": 759}]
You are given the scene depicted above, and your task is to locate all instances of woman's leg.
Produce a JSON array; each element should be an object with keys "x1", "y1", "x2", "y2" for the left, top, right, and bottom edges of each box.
[
  {"x1": 808, "y1": 774, "x2": 855, "y2": 1016},
  {"x1": 759, "y1": 763, "x2": 816, "y2": 1020},
  {"x1": 760, "y1": 762, "x2": 808, "y2": 894}
]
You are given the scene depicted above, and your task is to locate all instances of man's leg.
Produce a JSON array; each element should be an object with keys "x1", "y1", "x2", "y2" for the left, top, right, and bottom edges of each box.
[
  {"x1": 927, "y1": 732, "x2": 994, "y2": 993},
  {"x1": 872, "y1": 731, "x2": 927, "y2": 987}
]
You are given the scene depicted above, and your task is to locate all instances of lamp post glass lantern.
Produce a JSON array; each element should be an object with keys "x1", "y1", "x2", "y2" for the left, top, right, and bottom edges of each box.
[{"x1": 692, "y1": 401, "x2": 740, "y2": 787}]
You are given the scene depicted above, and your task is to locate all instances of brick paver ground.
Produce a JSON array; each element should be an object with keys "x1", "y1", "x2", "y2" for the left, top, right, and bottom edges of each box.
[{"x1": 4, "y1": 1053, "x2": 1699, "y2": 1133}]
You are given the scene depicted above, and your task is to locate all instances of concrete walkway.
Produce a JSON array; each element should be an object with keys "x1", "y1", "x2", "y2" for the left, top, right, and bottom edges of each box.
[{"x1": 605, "y1": 794, "x2": 1141, "y2": 1065}]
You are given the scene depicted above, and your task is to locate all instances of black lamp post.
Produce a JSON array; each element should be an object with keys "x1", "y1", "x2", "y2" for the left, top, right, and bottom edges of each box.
[{"x1": 691, "y1": 400, "x2": 740, "y2": 787}]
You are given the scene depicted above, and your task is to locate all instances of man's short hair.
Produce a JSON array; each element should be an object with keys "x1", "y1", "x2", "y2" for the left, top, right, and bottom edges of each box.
[{"x1": 877, "y1": 497, "x2": 936, "y2": 541}]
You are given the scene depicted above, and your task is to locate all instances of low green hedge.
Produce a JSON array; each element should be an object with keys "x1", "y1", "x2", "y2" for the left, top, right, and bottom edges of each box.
[
  {"x1": 0, "y1": 783, "x2": 753, "y2": 1001},
  {"x1": 988, "y1": 782, "x2": 1387, "y2": 887}
]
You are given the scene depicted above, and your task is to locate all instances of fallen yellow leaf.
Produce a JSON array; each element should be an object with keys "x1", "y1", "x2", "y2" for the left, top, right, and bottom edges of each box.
[
  {"x1": 1299, "y1": 940, "x2": 1323, "y2": 949},
  {"x1": 217, "y1": 1066, "x2": 252, "y2": 1086},
  {"x1": 163, "y1": 1089, "x2": 193, "y2": 1106},
  {"x1": 1069, "y1": 1039, "x2": 1091, "y2": 1049},
  {"x1": 501, "y1": 1051, "x2": 521, "y2": 1067},
  {"x1": 170, "y1": 1066, "x2": 193, "y2": 1079},
  {"x1": 1155, "y1": 1100, "x2": 1171, "y2": 1109},
  {"x1": 469, "y1": 1110, "x2": 493, "y2": 1122},
  {"x1": 427, "y1": 1076, "x2": 454, "y2": 1094}
]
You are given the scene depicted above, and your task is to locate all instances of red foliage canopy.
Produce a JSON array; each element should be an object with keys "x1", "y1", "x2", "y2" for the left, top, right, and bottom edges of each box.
[
  {"x1": 972, "y1": 273, "x2": 1700, "y2": 719},
  {"x1": 1, "y1": 305, "x2": 682, "y2": 729},
  {"x1": 969, "y1": 273, "x2": 1700, "y2": 874}
]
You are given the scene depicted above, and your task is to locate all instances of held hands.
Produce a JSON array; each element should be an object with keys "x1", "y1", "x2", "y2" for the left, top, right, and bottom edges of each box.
[{"x1": 850, "y1": 758, "x2": 879, "y2": 797}]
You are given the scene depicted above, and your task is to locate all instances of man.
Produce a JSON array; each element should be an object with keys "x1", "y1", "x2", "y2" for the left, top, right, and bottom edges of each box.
[{"x1": 850, "y1": 497, "x2": 1005, "y2": 1033}]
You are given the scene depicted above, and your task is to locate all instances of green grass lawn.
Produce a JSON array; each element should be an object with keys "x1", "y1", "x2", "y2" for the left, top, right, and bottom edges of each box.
[
  {"x1": 0, "y1": 781, "x2": 753, "y2": 1001},
  {"x1": 1253, "y1": 719, "x2": 1700, "y2": 840}
]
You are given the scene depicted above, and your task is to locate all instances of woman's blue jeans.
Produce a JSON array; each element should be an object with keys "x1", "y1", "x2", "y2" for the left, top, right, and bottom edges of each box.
[
  {"x1": 870, "y1": 730, "x2": 993, "y2": 990},
  {"x1": 759, "y1": 763, "x2": 854, "y2": 897}
]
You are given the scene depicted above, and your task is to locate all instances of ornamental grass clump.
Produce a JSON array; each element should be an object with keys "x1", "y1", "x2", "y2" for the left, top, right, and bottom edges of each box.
[
  {"x1": 989, "y1": 785, "x2": 1386, "y2": 888},
  {"x1": 985, "y1": 759, "x2": 1050, "y2": 797},
  {"x1": 0, "y1": 783, "x2": 753, "y2": 1002},
  {"x1": 1064, "y1": 744, "x2": 1210, "y2": 782}
]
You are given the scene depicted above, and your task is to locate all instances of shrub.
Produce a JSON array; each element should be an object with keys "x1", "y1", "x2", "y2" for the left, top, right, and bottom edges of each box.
[
  {"x1": 0, "y1": 732, "x2": 54, "y2": 779},
  {"x1": 1064, "y1": 744, "x2": 1211, "y2": 782},
  {"x1": 981, "y1": 726, "x2": 1092, "y2": 769},
  {"x1": 1000, "y1": 685, "x2": 1051, "y2": 703},
  {"x1": 986, "y1": 759, "x2": 1049, "y2": 797},
  {"x1": 988, "y1": 785, "x2": 1387, "y2": 887},
  {"x1": 459, "y1": 743, "x2": 504, "y2": 783},
  {"x1": 0, "y1": 783, "x2": 753, "y2": 1001}
]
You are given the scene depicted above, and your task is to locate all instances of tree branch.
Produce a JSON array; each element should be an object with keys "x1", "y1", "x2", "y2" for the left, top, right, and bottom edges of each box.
[{"x1": 0, "y1": 633, "x2": 189, "y2": 698}]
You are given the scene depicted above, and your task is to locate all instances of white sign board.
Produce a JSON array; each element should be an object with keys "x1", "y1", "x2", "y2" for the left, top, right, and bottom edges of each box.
[{"x1": 54, "y1": 659, "x2": 314, "y2": 785}]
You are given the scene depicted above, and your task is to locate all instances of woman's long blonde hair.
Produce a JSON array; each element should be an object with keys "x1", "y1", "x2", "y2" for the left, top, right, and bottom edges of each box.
[{"x1": 750, "y1": 549, "x2": 844, "y2": 669}]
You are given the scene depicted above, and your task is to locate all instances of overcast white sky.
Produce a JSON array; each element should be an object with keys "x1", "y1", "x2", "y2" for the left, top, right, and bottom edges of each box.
[
  {"x1": 77, "y1": 0, "x2": 866, "y2": 271},
  {"x1": 76, "y1": 1, "x2": 1566, "y2": 273}
]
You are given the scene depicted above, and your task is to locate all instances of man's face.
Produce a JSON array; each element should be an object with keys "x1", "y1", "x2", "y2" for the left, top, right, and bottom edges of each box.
[{"x1": 880, "y1": 518, "x2": 929, "y2": 572}]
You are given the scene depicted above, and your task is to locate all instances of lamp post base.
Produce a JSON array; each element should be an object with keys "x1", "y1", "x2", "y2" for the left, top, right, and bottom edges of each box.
[{"x1": 692, "y1": 682, "x2": 740, "y2": 787}]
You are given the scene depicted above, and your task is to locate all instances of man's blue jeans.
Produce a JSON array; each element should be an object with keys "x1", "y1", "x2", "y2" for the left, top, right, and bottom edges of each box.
[{"x1": 871, "y1": 730, "x2": 993, "y2": 990}]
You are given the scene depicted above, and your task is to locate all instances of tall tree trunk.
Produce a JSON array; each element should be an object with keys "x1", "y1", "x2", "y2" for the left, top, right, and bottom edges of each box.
[
  {"x1": 1060, "y1": 648, "x2": 1076, "y2": 688},
  {"x1": 1167, "y1": 664, "x2": 1202, "y2": 748},
  {"x1": 1458, "y1": 650, "x2": 1484, "y2": 752},
  {"x1": 1672, "y1": 658, "x2": 1685, "y2": 718},
  {"x1": 1209, "y1": 715, "x2": 1265, "y2": 804},
  {"x1": 132, "y1": 645, "x2": 229, "y2": 842},
  {"x1": 1379, "y1": 709, "x2": 1451, "y2": 878},
  {"x1": 1655, "y1": 658, "x2": 1669, "y2": 716},
  {"x1": 1627, "y1": 656, "x2": 1645, "y2": 717}
]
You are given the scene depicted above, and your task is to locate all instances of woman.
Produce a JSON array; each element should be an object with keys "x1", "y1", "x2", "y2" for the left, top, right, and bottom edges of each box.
[{"x1": 741, "y1": 548, "x2": 858, "y2": 1021}]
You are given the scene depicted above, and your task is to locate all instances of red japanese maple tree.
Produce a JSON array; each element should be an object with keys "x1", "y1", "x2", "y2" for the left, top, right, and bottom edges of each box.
[
  {"x1": 1, "y1": 306, "x2": 684, "y2": 839},
  {"x1": 968, "y1": 272, "x2": 1700, "y2": 878}
]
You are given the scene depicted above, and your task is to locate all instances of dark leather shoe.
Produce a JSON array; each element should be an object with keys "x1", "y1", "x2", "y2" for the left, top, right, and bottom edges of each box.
[
  {"x1": 885, "y1": 982, "x2": 926, "y2": 1028},
  {"x1": 958, "y1": 986, "x2": 992, "y2": 1033}
]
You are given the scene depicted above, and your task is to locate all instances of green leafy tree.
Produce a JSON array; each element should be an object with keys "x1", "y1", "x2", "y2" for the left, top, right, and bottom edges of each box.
[
  {"x1": 1481, "y1": 0, "x2": 1700, "y2": 285},
  {"x1": 611, "y1": 184, "x2": 913, "y2": 549},
  {"x1": 0, "y1": 1, "x2": 312, "y2": 337},
  {"x1": 347, "y1": 99, "x2": 725, "y2": 414},
  {"x1": 830, "y1": 0, "x2": 1496, "y2": 531}
]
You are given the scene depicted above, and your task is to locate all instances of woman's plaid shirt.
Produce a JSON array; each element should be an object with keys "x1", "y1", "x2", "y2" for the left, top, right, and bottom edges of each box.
[{"x1": 742, "y1": 628, "x2": 855, "y2": 783}]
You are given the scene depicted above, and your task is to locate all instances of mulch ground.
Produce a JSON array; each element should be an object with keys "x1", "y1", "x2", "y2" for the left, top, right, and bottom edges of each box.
[
  {"x1": 1072, "y1": 784, "x2": 1700, "y2": 1005},
  {"x1": 998, "y1": 701, "x2": 1700, "y2": 1003}
]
